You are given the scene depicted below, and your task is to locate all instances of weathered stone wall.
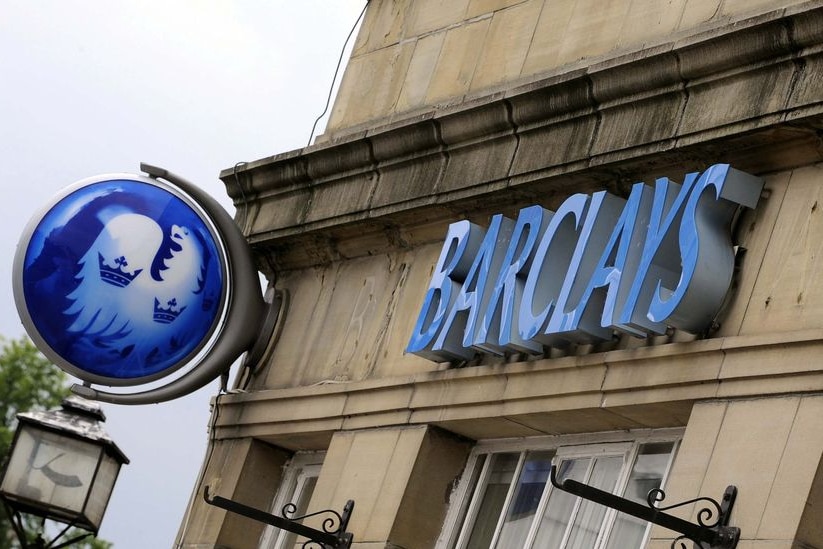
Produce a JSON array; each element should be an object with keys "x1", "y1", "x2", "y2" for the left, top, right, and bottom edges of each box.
[
  {"x1": 648, "y1": 396, "x2": 823, "y2": 549},
  {"x1": 250, "y1": 162, "x2": 823, "y2": 391},
  {"x1": 325, "y1": 0, "x2": 812, "y2": 136}
]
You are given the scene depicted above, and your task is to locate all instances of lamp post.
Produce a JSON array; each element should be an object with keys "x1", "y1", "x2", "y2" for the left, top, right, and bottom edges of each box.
[{"x1": 0, "y1": 397, "x2": 129, "y2": 548}]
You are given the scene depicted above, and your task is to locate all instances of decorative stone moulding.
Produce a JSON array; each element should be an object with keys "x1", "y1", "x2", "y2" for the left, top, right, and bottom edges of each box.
[{"x1": 224, "y1": 5, "x2": 823, "y2": 274}]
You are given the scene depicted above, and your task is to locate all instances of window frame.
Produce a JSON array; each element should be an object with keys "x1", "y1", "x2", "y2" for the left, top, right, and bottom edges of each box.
[
  {"x1": 258, "y1": 451, "x2": 325, "y2": 549},
  {"x1": 437, "y1": 428, "x2": 683, "y2": 549}
]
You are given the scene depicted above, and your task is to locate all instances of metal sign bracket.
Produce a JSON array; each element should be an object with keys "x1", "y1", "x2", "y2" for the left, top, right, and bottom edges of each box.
[
  {"x1": 550, "y1": 465, "x2": 739, "y2": 548},
  {"x1": 204, "y1": 486, "x2": 354, "y2": 549}
]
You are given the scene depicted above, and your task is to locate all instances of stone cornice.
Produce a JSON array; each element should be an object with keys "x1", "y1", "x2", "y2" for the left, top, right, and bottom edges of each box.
[
  {"x1": 223, "y1": 3, "x2": 823, "y2": 272},
  {"x1": 213, "y1": 328, "x2": 823, "y2": 451}
]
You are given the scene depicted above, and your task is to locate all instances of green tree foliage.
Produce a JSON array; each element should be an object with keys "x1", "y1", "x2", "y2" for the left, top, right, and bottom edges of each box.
[{"x1": 0, "y1": 336, "x2": 112, "y2": 549}]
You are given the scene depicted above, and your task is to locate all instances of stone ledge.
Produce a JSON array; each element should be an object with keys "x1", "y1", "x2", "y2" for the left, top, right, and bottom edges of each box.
[
  {"x1": 222, "y1": 4, "x2": 823, "y2": 272},
  {"x1": 213, "y1": 328, "x2": 823, "y2": 450}
]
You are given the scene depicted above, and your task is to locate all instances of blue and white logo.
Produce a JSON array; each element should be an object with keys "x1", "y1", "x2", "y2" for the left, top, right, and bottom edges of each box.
[{"x1": 15, "y1": 176, "x2": 225, "y2": 385}]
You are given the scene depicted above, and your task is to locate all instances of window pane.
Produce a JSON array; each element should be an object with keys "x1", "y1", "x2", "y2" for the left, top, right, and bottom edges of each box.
[
  {"x1": 279, "y1": 475, "x2": 318, "y2": 549},
  {"x1": 448, "y1": 455, "x2": 487, "y2": 549},
  {"x1": 465, "y1": 453, "x2": 519, "y2": 549},
  {"x1": 495, "y1": 451, "x2": 554, "y2": 549},
  {"x1": 605, "y1": 442, "x2": 675, "y2": 549},
  {"x1": 532, "y1": 458, "x2": 591, "y2": 549},
  {"x1": 564, "y1": 455, "x2": 622, "y2": 549}
]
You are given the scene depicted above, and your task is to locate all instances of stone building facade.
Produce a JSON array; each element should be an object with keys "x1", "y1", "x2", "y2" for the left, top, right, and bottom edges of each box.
[{"x1": 177, "y1": 1, "x2": 823, "y2": 548}]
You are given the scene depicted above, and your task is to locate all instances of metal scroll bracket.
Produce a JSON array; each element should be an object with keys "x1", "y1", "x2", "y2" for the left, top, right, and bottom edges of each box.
[
  {"x1": 204, "y1": 486, "x2": 354, "y2": 549},
  {"x1": 550, "y1": 465, "x2": 739, "y2": 549}
]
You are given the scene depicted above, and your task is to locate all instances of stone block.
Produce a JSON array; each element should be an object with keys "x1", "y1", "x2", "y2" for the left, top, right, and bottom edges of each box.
[
  {"x1": 179, "y1": 439, "x2": 290, "y2": 549},
  {"x1": 795, "y1": 449, "x2": 823, "y2": 547},
  {"x1": 716, "y1": 371, "x2": 823, "y2": 399},
  {"x1": 618, "y1": 0, "x2": 685, "y2": 49},
  {"x1": 506, "y1": 75, "x2": 596, "y2": 175},
  {"x1": 503, "y1": 363, "x2": 607, "y2": 400},
  {"x1": 601, "y1": 349, "x2": 723, "y2": 392},
  {"x1": 787, "y1": 51, "x2": 823, "y2": 111},
  {"x1": 362, "y1": 428, "x2": 428, "y2": 541},
  {"x1": 303, "y1": 174, "x2": 377, "y2": 224},
  {"x1": 731, "y1": 541, "x2": 793, "y2": 549},
  {"x1": 700, "y1": 397, "x2": 799, "y2": 537},
  {"x1": 678, "y1": 63, "x2": 796, "y2": 136},
  {"x1": 436, "y1": 101, "x2": 517, "y2": 192},
  {"x1": 652, "y1": 401, "x2": 726, "y2": 512},
  {"x1": 262, "y1": 266, "x2": 332, "y2": 388},
  {"x1": 342, "y1": 410, "x2": 412, "y2": 431},
  {"x1": 719, "y1": 337, "x2": 823, "y2": 382},
  {"x1": 308, "y1": 430, "x2": 356, "y2": 511},
  {"x1": 370, "y1": 154, "x2": 446, "y2": 208},
  {"x1": 605, "y1": 400, "x2": 693, "y2": 429},
  {"x1": 326, "y1": 42, "x2": 415, "y2": 131},
  {"x1": 439, "y1": 135, "x2": 517, "y2": 193},
  {"x1": 368, "y1": 247, "x2": 451, "y2": 379},
  {"x1": 236, "y1": 393, "x2": 347, "y2": 425},
  {"x1": 510, "y1": 116, "x2": 598, "y2": 176},
  {"x1": 676, "y1": 19, "x2": 791, "y2": 80},
  {"x1": 306, "y1": 428, "x2": 430, "y2": 543},
  {"x1": 343, "y1": 385, "x2": 414, "y2": 416},
  {"x1": 467, "y1": 0, "x2": 529, "y2": 19},
  {"x1": 247, "y1": 186, "x2": 310, "y2": 237},
  {"x1": 369, "y1": 116, "x2": 439, "y2": 161},
  {"x1": 554, "y1": 0, "x2": 633, "y2": 66},
  {"x1": 714, "y1": 170, "x2": 790, "y2": 337},
  {"x1": 470, "y1": 0, "x2": 543, "y2": 92},
  {"x1": 509, "y1": 405, "x2": 645, "y2": 435},
  {"x1": 352, "y1": 0, "x2": 410, "y2": 56},
  {"x1": 389, "y1": 428, "x2": 472, "y2": 548},
  {"x1": 588, "y1": 50, "x2": 684, "y2": 154},
  {"x1": 589, "y1": 47, "x2": 679, "y2": 104},
  {"x1": 721, "y1": 0, "x2": 805, "y2": 18},
  {"x1": 592, "y1": 92, "x2": 685, "y2": 156},
  {"x1": 758, "y1": 396, "x2": 823, "y2": 540},
  {"x1": 396, "y1": 32, "x2": 446, "y2": 112},
  {"x1": 677, "y1": 0, "x2": 722, "y2": 31},
  {"x1": 521, "y1": 0, "x2": 576, "y2": 76},
  {"x1": 433, "y1": 415, "x2": 546, "y2": 439},
  {"x1": 220, "y1": 441, "x2": 290, "y2": 548},
  {"x1": 367, "y1": 119, "x2": 447, "y2": 209},
  {"x1": 604, "y1": 384, "x2": 718, "y2": 411},
  {"x1": 740, "y1": 164, "x2": 823, "y2": 335},
  {"x1": 787, "y1": 5, "x2": 823, "y2": 49},
  {"x1": 262, "y1": 255, "x2": 415, "y2": 388},
  {"x1": 406, "y1": 0, "x2": 471, "y2": 37},
  {"x1": 409, "y1": 374, "x2": 508, "y2": 409},
  {"x1": 426, "y1": 17, "x2": 491, "y2": 105}
]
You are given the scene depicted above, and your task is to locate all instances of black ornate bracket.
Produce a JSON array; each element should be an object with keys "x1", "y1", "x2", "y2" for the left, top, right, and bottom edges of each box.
[
  {"x1": 549, "y1": 465, "x2": 739, "y2": 549},
  {"x1": 204, "y1": 486, "x2": 354, "y2": 549}
]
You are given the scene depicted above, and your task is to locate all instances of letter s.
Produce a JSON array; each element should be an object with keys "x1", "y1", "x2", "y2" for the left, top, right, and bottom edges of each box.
[{"x1": 647, "y1": 164, "x2": 763, "y2": 331}]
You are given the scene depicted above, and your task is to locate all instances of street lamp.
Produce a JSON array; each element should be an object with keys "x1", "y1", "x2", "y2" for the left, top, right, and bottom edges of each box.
[{"x1": 0, "y1": 396, "x2": 129, "y2": 548}]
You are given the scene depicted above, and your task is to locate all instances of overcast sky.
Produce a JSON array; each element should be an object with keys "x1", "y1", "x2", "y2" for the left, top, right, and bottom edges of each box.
[{"x1": 0, "y1": 1, "x2": 366, "y2": 547}]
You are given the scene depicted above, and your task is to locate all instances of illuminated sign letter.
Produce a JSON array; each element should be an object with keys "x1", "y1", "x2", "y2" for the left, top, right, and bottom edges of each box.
[
  {"x1": 406, "y1": 220, "x2": 485, "y2": 361},
  {"x1": 647, "y1": 164, "x2": 763, "y2": 330},
  {"x1": 475, "y1": 205, "x2": 548, "y2": 354},
  {"x1": 569, "y1": 183, "x2": 654, "y2": 337},
  {"x1": 432, "y1": 215, "x2": 514, "y2": 360},
  {"x1": 407, "y1": 164, "x2": 764, "y2": 363},
  {"x1": 518, "y1": 195, "x2": 588, "y2": 345}
]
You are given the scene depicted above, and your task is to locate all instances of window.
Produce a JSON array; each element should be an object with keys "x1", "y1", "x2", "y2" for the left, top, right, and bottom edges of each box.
[
  {"x1": 439, "y1": 430, "x2": 680, "y2": 549},
  {"x1": 259, "y1": 452, "x2": 325, "y2": 549}
]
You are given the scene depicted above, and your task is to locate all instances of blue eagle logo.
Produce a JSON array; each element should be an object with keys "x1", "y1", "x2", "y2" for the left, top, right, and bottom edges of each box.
[
  {"x1": 64, "y1": 213, "x2": 206, "y2": 362},
  {"x1": 19, "y1": 180, "x2": 224, "y2": 381}
]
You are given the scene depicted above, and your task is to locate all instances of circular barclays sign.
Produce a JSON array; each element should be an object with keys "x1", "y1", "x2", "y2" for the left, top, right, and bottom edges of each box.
[{"x1": 13, "y1": 164, "x2": 264, "y2": 405}]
